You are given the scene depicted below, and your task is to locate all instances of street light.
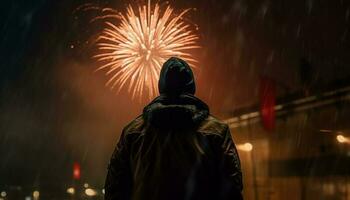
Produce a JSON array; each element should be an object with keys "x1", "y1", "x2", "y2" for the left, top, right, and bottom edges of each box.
[
  {"x1": 237, "y1": 142, "x2": 253, "y2": 152},
  {"x1": 85, "y1": 188, "x2": 97, "y2": 196},
  {"x1": 66, "y1": 187, "x2": 75, "y2": 195},
  {"x1": 336, "y1": 135, "x2": 349, "y2": 143},
  {"x1": 0, "y1": 191, "x2": 6, "y2": 198},
  {"x1": 33, "y1": 190, "x2": 39, "y2": 200}
]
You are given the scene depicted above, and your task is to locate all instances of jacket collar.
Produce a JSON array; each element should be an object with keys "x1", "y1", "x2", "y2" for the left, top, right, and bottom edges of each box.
[{"x1": 143, "y1": 94, "x2": 209, "y2": 129}]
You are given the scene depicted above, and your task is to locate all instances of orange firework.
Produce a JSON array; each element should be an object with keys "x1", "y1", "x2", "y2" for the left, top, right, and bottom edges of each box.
[{"x1": 94, "y1": 0, "x2": 199, "y2": 100}]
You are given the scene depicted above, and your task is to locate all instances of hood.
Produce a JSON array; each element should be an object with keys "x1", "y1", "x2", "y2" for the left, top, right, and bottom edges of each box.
[
  {"x1": 158, "y1": 57, "x2": 196, "y2": 95},
  {"x1": 143, "y1": 94, "x2": 209, "y2": 129}
]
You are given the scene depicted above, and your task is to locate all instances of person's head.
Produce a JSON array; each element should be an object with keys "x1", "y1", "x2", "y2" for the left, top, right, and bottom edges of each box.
[{"x1": 158, "y1": 57, "x2": 195, "y2": 96}]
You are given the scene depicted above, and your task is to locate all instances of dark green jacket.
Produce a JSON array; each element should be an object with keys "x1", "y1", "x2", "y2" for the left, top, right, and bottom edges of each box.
[{"x1": 105, "y1": 94, "x2": 243, "y2": 200}]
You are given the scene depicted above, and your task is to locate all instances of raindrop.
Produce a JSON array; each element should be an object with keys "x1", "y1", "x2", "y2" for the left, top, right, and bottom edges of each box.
[
  {"x1": 346, "y1": 8, "x2": 350, "y2": 21},
  {"x1": 306, "y1": 0, "x2": 313, "y2": 14}
]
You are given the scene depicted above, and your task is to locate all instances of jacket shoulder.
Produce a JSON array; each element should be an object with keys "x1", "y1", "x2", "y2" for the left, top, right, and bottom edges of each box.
[
  {"x1": 122, "y1": 115, "x2": 229, "y2": 136},
  {"x1": 197, "y1": 115, "x2": 229, "y2": 136},
  {"x1": 123, "y1": 115, "x2": 145, "y2": 135}
]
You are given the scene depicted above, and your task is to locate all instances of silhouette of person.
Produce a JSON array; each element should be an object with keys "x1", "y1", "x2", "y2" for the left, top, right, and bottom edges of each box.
[{"x1": 105, "y1": 57, "x2": 243, "y2": 200}]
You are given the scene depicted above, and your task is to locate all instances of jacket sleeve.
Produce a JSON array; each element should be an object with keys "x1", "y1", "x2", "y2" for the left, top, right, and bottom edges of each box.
[
  {"x1": 220, "y1": 125, "x2": 243, "y2": 200},
  {"x1": 105, "y1": 130, "x2": 132, "y2": 200}
]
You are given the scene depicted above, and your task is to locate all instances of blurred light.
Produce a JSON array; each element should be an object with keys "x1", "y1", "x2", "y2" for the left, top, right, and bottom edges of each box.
[
  {"x1": 85, "y1": 188, "x2": 97, "y2": 196},
  {"x1": 33, "y1": 190, "x2": 39, "y2": 199},
  {"x1": 0, "y1": 191, "x2": 6, "y2": 197},
  {"x1": 83, "y1": 183, "x2": 89, "y2": 188},
  {"x1": 319, "y1": 129, "x2": 332, "y2": 133},
  {"x1": 102, "y1": 189, "x2": 105, "y2": 195},
  {"x1": 260, "y1": 77, "x2": 276, "y2": 131},
  {"x1": 336, "y1": 135, "x2": 348, "y2": 143},
  {"x1": 0, "y1": 198, "x2": 4, "y2": 200},
  {"x1": 323, "y1": 183, "x2": 335, "y2": 195},
  {"x1": 237, "y1": 143, "x2": 253, "y2": 152},
  {"x1": 66, "y1": 187, "x2": 75, "y2": 195},
  {"x1": 73, "y1": 162, "x2": 81, "y2": 180},
  {"x1": 25, "y1": 196, "x2": 32, "y2": 200}
]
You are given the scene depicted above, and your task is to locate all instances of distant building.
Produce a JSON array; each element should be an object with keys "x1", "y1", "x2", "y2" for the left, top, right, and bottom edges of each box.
[{"x1": 225, "y1": 82, "x2": 350, "y2": 200}]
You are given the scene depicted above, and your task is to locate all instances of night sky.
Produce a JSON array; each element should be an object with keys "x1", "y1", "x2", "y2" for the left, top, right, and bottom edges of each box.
[{"x1": 1, "y1": 0, "x2": 349, "y2": 187}]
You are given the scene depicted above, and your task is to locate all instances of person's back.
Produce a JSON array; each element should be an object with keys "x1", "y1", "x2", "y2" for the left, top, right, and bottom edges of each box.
[{"x1": 105, "y1": 57, "x2": 243, "y2": 200}]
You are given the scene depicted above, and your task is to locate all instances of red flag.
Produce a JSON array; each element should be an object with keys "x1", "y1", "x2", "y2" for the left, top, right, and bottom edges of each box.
[
  {"x1": 73, "y1": 162, "x2": 81, "y2": 180},
  {"x1": 260, "y1": 77, "x2": 276, "y2": 131}
]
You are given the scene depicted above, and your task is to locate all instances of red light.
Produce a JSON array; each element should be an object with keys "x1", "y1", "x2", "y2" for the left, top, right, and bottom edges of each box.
[
  {"x1": 73, "y1": 162, "x2": 81, "y2": 180},
  {"x1": 260, "y1": 77, "x2": 276, "y2": 131}
]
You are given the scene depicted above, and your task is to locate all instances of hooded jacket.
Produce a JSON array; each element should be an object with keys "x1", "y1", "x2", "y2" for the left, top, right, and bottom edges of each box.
[{"x1": 105, "y1": 58, "x2": 243, "y2": 200}]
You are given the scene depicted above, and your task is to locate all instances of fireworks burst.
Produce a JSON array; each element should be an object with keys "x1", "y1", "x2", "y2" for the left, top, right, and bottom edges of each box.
[{"x1": 94, "y1": 0, "x2": 199, "y2": 100}]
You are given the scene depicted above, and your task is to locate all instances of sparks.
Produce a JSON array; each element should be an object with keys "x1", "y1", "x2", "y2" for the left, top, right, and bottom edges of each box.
[{"x1": 94, "y1": 1, "x2": 199, "y2": 100}]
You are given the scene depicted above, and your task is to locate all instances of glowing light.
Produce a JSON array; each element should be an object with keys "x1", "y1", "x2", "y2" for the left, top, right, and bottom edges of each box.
[
  {"x1": 33, "y1": 190, "x2": 39, "y2": 200},
  {"x1": 84, "y1": 183, "x2": 89, "y2": 188},
  {"x1": 0, "y1": 191, "x2": 6, "y2": 197},
  {"x1": 73, "y1": 162, "x2": 81, "y2": 180},
  {"x1": 237, "y1": 142, "x2": 253, "y2": 152},
  {"x1": 102, "y1": 189, "x2": 105, "y2": 194},
  {"x1": 336, "y1": 135, "x2": 348, "y2": 143},
  {"x1": 95, "y1": 0, "x2": 199, "y2": 100},
  {"x1": 85, "y1": 188, "x2": 97, "y2": 196},
  {"x1": 66, "y1": 187, "x2": 75, "y2": 195}
]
